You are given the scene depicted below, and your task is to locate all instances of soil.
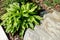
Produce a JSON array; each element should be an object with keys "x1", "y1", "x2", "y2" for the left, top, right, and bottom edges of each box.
[
  {"x1": 8, "y1": 33, "x2": 22, "y2": 40},
  {"x1": 0, "y1": 0, "x2": 6, "y2": 16}
]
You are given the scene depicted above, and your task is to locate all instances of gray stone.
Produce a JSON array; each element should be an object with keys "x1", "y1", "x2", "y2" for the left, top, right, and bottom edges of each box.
[
  {"x1": 24, "y1": 10, "x2": 60, "y2": 40},
  {"x1": 0, "y1": 26, "x2": 8, "y2": 40}
]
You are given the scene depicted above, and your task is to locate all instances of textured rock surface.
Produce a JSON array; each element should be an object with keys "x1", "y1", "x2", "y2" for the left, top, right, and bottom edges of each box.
[
  {"x1": 24, "y1": 10, "x2": 60, "y2": 40},
  {"x1": 0, "y1": 26, "x2": 8, "y2": 40}
]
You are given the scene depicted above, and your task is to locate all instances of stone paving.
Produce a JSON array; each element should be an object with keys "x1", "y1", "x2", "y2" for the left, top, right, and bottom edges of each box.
[
  {"x1": 24, "y1": 10, "x2": 60, "y2": 40},
  {"x1": 0, "y1": 26, "x2": 8, "y2": 40}
]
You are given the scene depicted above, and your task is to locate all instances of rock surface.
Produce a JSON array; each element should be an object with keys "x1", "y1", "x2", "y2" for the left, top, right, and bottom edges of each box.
[
  {"x1": 0, "y1": 26, "x2": 8, "y2": 40},
  {"x1": 24, "y1": 10, "x2": 60, "y2": 40}
]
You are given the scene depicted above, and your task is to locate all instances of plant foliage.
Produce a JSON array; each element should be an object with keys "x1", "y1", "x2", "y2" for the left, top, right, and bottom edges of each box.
[
  {"x1": 1, "y1": 2, "x2": 42, "y2": 38},
  {"x1": 44, "y1": 0, "x2": 60, "y2": 7},
  {"x1": 3, "y1": 0, "x2": 29, "y2": 7}
]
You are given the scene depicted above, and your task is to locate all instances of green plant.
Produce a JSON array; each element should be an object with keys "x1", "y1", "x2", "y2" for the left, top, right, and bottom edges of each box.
[
  {"x1": 3, "y1": 0, "x2": 29, "y2": 7},
  {"x1": 0, "y1": 0, "x2": 30, "y2": 17},
  {"x1": 44, "y1": 0, "x2": 60, "y2": 7},
  {"x1": 1, "y1": 2, "x2": 42, "y2": 38}
]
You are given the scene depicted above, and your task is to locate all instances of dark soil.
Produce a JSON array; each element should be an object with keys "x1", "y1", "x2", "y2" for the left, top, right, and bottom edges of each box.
[{"x1": 8, "y1": 33, "x2": 22, "y2": 40}]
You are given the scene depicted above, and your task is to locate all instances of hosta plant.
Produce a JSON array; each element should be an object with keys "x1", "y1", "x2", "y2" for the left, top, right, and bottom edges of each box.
[
  {"x1": 1, "y1": 2, "x2": 42, "y2": 38},
  {"x1": 0, "y1": 0, "x2": 29, "y2": 16}
]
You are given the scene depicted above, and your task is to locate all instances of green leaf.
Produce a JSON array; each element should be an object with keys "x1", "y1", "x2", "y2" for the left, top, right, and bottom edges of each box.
[
  {"x1": 29, "y1": 6, "x2": 37, "y2": 12},
  {"x1": 34, "y1": 15, "x2": 43, "y2": 20},
  {"x1": 28, "y1": 22, "x2": 34, "y2": 29},
  {"x1": 23, "y1": 13, "x2": 29, "y2": 17},
  {"x1": 33, "y1": 18, "x2": 39, "y2": 25},
  {"x1": 25, "y1": 23, "x2": 28, "y2": 28},
  {"x1": 29, "y1": 16, "x2": 34, "y2": 22},
  {"x1": 26, "y1": 3, "x2": 30, "y2": 10},
  {"x1": 19, "y1": 29, "x2": 25, "y2": 37},
  {"x1": 22, "y1": 25, "x2": 25, "y2": 30}
]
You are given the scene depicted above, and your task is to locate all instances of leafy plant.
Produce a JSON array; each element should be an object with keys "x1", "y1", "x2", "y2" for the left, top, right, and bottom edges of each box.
[
  {"x1": 3, "y1": 0, "x2": 30, "y2": 7},
  {"x1": 44, "y1": 0, "x2": 60, "y2": 7},
  {"x1": 1, "y1": 2, "x2": 42, "y2": 38},
  {"x1": 0, "y1": 0, "x2": 32, "y2": 16}
]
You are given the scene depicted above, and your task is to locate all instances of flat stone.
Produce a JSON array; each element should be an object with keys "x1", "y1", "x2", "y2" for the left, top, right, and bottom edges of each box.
[
  {"x1": 24, "y1": 10, "x2": 60, "y2": 40},
  {"x1": 0, "y1": 26, "x2": 8, "y2": 40}
]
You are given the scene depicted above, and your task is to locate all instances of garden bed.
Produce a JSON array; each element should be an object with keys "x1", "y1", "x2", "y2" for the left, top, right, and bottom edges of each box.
[{"x1": 0, "y1": 0, "x2": 60, "y2": 40}]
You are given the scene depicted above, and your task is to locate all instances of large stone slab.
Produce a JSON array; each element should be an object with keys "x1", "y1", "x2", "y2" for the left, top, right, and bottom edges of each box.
[
  {"x1": 24, "y1": 10, "x2": 60, "y2": 40},
  {"x1": 0, "y1": 26, "x2": 8, "y2": 40}
]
